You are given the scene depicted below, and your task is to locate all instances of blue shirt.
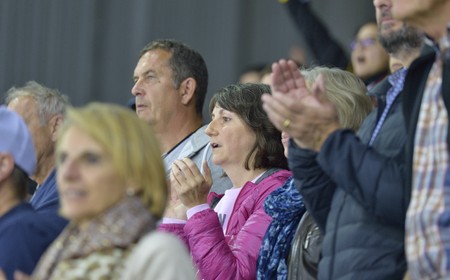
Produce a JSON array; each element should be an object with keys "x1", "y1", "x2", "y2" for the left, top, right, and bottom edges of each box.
[
  {"x1": 0, "y1": 203, "x2": 61, "y2": 280},
  {"x1": 30, "y1": 169, "x2": 68, "y2": 232},
  {"x1": 369, "y1": 68, "x2": 407, "y2": 146}
]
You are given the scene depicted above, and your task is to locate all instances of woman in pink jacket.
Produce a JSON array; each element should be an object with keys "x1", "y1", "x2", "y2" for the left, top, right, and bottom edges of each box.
[{"x1": 160, "y1": 83, "x2": 290, "y2": 280}]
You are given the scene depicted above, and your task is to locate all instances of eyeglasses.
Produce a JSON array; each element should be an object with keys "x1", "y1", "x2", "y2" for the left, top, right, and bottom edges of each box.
[{"x1": 350, "y1": 38, "x2": 378, "y2": 50}]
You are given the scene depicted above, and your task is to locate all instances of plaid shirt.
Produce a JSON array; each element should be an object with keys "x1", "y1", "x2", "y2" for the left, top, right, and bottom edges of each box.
[{"x1": 406, "y1": 25, "x2": 450, "y2": 279}]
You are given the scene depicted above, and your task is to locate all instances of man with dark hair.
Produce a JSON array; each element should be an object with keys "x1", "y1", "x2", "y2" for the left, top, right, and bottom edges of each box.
[
  {"x1": 132, "y1": 39, "x2": 231, "y2": 199},
  {"x1": 0, "y1": 106, "x2": 60, "y2": 280},
  {"x1": 6, "y1": 81, "x2": 68, "y2": 232},
  {"x1": 262, "y1": 0, "x2": 425, "y2": 278}
]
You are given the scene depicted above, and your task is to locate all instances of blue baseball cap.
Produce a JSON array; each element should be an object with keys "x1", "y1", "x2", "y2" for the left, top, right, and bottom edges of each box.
[{"x1": 0, "y1": 106, "x2": 36, "y2": 175}]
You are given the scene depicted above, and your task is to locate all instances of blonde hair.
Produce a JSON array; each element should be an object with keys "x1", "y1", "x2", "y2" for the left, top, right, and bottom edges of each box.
[
  {"x1": 56, "y1": 103, "x2": 167, "y2": 219},
  {"x1": 301, "y1": 66, "x2": 373, "y2": 131}
]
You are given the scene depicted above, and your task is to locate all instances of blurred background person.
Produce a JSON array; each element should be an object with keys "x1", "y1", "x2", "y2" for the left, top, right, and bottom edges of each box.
[
  {"x1": 6, "y1": 81, "x2": 69, "y2": 232},
  {"x1": 26, "y1": 103, "x2": 194, "y2": 280},
  {"x1": 238, "y1": 64, "x2": 267, "y2": 84},
  {"x1": 0, "y1": 107, "x2": 61, "y2": 280},
  {"x1": 283, "y1": 1, "x2": 390, "y2": 90},
  {"x1": 350, "y1": 22, "x2": 390, "y2": 89},
  {"x1": 283, "y1": 0, "x2": 348, "y2": 69}
]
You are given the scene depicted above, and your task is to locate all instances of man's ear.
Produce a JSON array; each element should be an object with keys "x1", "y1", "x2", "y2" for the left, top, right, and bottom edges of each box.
[
  {"x1": 0, "y1": 154, "x2": 15, "y2": 182},
  {"x1": 49, "y1": 114, "x2": 64, "y2": 142},
  {"x1": 179, "y1": 77, "x2": 197, "y2": 105}
]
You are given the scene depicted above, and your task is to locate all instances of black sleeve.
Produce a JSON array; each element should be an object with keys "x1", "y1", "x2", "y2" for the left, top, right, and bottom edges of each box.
[
  {"x1": 285, "y1": 1, "x2": 349, "y2": 69},
  {"x1": 317, "y1": 129, "x2": 407, "y2": 226},
  {"x1": 288, "y1": 139, "x2": 336, "y2": 233}
]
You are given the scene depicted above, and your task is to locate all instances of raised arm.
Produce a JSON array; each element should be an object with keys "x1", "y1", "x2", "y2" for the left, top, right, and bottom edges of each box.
[{"x1": 284, "y1": 0, "x2": 349, "y2": 69}]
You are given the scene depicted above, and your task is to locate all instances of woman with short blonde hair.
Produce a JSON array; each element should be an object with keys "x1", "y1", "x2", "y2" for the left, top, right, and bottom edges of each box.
[
  {"x1": 30, "y1": 103, "x2": 195, "y2": 280},
  {"x1": 57, "y1": 103, "x2": 167, "y2": 218}
]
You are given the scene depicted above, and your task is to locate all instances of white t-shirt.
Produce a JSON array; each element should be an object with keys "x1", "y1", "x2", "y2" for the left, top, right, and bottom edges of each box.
[{"x1": 213, "y1": 188, "x2": 243, "y2": 234}]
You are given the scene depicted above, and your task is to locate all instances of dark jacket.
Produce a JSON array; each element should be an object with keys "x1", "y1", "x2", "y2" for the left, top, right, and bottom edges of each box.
[
  {"x1": 289, "y1": 76, "x2": 408, "y2": 279},
  {"x1": 403, "y1": 49, "x2": 450, "y2": 193},
  {"x1": 0, "y1": 203, "x2": 61, "y2": 280},
  {"x1": 288, "y1": 211, "x2": 323, "y2": 280}
]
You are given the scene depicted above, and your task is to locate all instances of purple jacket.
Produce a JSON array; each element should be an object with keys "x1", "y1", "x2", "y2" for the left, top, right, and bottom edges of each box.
[{"x1": 160, "y1": 169, "x2": 291, "y2": 280}]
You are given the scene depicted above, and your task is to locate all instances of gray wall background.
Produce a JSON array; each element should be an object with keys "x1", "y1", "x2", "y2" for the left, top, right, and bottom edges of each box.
[{"x1": 0, "y1": 0, "x2": 375, "y2": 120}]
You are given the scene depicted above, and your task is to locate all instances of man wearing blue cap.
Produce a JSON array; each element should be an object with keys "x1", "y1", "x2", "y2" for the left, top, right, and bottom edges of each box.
[{"x1": 0, "y1": 106, "x2": 61, "y2": 280}]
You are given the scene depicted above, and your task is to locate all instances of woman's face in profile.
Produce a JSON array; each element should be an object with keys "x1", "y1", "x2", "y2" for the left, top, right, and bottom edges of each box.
[
  {"x1": 206, "y1": 105, "x2": 257, "y2": 169},
  {"x1": 56, "y1": 126, "x2": 126, "y2": 229}
]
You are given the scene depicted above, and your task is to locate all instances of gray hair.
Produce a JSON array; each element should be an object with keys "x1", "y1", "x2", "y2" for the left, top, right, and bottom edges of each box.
[
  {"x1": 301, "y1": 66, "x2": 373, "y2": 132},
  {"x1": 5, "y1": 81, "x2": 70, "y2": 125}
]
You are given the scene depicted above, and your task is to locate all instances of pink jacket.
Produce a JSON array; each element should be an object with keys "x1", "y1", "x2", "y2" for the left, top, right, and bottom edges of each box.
[{"x1": 160, "y1": 169, "x2": 291, "y2": 280}]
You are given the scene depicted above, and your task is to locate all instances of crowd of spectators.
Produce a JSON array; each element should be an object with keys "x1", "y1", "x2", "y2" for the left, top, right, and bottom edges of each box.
[{"x1": 0, "y1": 0, "x2": 449, "y2": 279}]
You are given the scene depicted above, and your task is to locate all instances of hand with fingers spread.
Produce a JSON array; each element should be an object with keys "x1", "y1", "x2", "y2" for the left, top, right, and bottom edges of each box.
[
  {"x1": 170, "y1": 159, "x2": 212, "y2": 209},
  {"x1": 261, "y1": 59, "x2": 341, "y2": 151}
]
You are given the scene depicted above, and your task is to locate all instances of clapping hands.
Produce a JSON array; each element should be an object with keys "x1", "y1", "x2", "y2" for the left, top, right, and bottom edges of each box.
[
  {"x1": 261, "y1": 59, "x2": 340, "y2": 151},
  {"x1": 170, "y1": 159, "x2": 212, "y2": 209}
]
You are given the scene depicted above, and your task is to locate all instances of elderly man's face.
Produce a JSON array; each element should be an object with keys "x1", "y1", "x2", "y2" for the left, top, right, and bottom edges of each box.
[{"x1": 131, "y1": 49, "x2": 181, "y2": 128}]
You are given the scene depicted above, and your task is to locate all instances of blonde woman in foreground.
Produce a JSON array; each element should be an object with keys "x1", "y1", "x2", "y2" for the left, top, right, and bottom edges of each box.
[{"x1": 5, "y1": 103, "x2": 195, "y2": 280}]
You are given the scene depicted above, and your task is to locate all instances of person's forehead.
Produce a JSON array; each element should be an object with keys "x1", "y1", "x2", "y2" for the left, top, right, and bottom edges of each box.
[
  {"x1": 8, "y1": 95, "x2": 38, "y2": 118},
  {"x1": 59, "y1": 126, "x2": 104, "y2": 155},
  {"x1": 135, "y1": 49, "x2": 172, "y2": 74},
  {"x1": 141, "y1": 49, "x2": 172, "y2": 64},
  {"x1": 357, "y1": 24, "x2": 378, "y2": 39}
]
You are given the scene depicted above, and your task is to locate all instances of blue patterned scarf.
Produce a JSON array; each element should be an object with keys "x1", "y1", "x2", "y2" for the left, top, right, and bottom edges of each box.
[{"x1": 257, "y1": 177, "x2": 306, "y2": 280}]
